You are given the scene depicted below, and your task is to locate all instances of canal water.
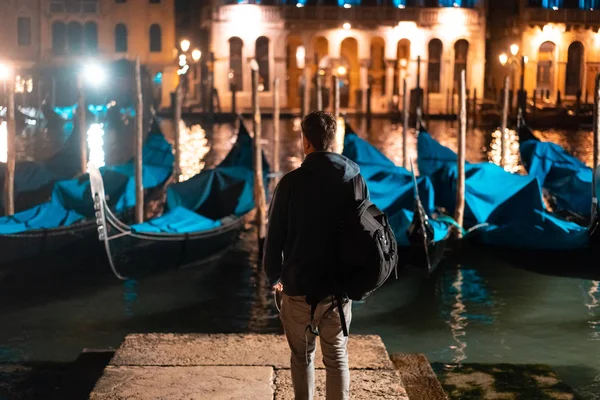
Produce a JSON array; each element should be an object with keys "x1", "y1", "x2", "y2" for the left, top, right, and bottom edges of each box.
[{"x1": 1, "y1": 117, "x2": 599, "y2": 398}]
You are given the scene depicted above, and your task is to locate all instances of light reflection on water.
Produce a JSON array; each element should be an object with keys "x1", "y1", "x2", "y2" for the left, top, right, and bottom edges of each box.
[{"x1": 1, "y1": 118, "x2": 600, "y2": 398}]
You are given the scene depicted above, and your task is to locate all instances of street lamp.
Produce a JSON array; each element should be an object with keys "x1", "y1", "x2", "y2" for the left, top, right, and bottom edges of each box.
[
  {"x1": 78, "y1": 62, "x2": 106, "y2": 173},
  {"x1": 510, "y1": 44, "x2": 519, "y2": 57},
  {"x1": 180, "y1": 39, "x2": 191, "y2": 53},
  {"x1": 192, "y1": 49, "x2": 201, "y2": 63},
  {"x1": 499, "y1": 53, "x2": 508, "y2": 66}
]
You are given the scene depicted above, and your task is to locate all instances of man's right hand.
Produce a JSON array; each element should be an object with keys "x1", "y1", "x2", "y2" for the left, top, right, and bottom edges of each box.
[{"x1": 273, "y1": 282, "x2": 283, "y2": 292}]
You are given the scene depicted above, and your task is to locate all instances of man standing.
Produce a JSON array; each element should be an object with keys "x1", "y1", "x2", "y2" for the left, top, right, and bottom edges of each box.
[{"x1": 263, "y1": 111, "x2": 368, "y2": 400}]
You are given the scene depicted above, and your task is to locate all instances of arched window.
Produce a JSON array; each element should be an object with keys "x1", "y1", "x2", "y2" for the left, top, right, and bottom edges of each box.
[
  {"x1": 453, "y1": 39, "x2": 469, "y2": 90},
  {"x1": 394, "y1": 39, "x2": 411, "y2": 95},
  {"x1": 428, "y1": 39, "x2": 442, "y2": 93},
  {"x1": 566, "y1": 41, "x2": 583, "y2": 95},
  {"x1": 149, "y1": 24, "x2": 162, "y2": 52},
  {"x1": 83, "y1": 22, "x2": 98, "y2": 53},
  {"x1": 229, "y1": 37, "x2": 243, "y2": 91},
  {"x1": 537, "y1": 41, "x2": 556, "y2": 92},
  {"x1": 256, "y1": 36, "x2": 270, "y2": 91},
  {"x1": 115, "y1": 24, "x2": 128, "y2": 53},
  {"x1": 52, "y1": 21, "x2": 66, "y2": 54},
  {"x1": 67, "y1": 22, "x2": 82, "y2": 54}
]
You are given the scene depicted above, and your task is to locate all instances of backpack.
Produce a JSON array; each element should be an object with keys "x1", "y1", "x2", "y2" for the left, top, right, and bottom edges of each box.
[
  {"x1": 335, "y1": 175, "x2": 398, "y2": 302},
  {"x1": 311, "y1": 175, "x2": 398, "y2": 338}
]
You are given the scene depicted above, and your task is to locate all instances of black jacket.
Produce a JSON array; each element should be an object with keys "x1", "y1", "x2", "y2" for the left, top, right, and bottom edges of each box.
[{"x1": 262, "y1": 151, "x2": 368, "y2": 297}]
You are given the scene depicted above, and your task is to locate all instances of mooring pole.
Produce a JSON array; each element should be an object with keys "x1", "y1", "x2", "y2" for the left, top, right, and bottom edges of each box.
[
  {"x1": 403, "y1": 78, "x2": 409, "y2": 169},
  {"x1": 4, "y1": 79, "x2": 15, "y2": 216},
  {"x1": 77, "y1": 74, "x2": 87, "y2": 175},
  {"x1": 333, "y1": 76, "x2": 340, "y2": 118},
  {"x1": 173, "y1": 83, "x2": 182, "y2": 179},
  {"x1": 454, "y1": 69, "x2": 467, "y2": 239},
  {"x1": 134, "y1": 57, "x2": 144, "y2": 224},
  {"x1": 592, "y1": 74, "x2": 600, "y2": 226},
  {"x1": 501, "y1": 76, "x2": 510, "y2": 169},
  {"x1": 316, "y1": 74, "x2": 322, "y2": 111},
  {"x1": 302, "y1": 68, "x2": 310, "y2": 117},
  {"x1": 273, "y1": 77, "x2": 280, "y2": 183},
  {"x1": 251, "y1": 60, "x2": 267, "y2": 246},
  {"x1": 472, "y1": 88, "x2": 477, "y2": 129}
]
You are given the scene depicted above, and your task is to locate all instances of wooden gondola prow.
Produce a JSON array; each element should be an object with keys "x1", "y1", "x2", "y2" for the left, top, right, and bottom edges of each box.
[{"x1": 454, "y1": 69, "x2": 467, "y2": 239}]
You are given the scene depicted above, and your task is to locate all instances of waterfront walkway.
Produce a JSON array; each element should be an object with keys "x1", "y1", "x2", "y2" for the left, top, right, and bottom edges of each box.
[{"x1": 89, "y1": 333, "x2": 447, "y2": 399}]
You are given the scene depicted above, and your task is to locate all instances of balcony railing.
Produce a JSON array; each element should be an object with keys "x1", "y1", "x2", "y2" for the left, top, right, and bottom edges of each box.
[
  {"x1": 211, "y1": 4, "x2": 481, "y2": 26},
  {"x1": 522, "y1": 7, "x2": 600, "y2": 24},
  {"x1": 50, "y1": 0, "x2": 98, "y2": 13}
]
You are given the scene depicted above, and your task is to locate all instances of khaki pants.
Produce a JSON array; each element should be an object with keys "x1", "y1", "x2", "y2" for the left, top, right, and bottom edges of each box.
[{"x1": 280, "y1": 293, "x2": 352, "y2": 400}]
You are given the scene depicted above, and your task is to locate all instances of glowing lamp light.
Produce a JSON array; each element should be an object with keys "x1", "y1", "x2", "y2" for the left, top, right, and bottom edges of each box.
[
  {"x1": 510, "y1": 44, "x2": 519, "y2": 56},
  {"x1": 552, "y1": 6, "x2": 558, "y2": 10},
  {"x1": 0, "y1": 63, "x2": 12, "y2": 81},
  {"x1": 178, "y1": 121, "x2": 210, "y2": 182},
  {"x1": 296, "y1": 2, "x2": 304, "y2": 7},
  {"x1": 499, "y1": 53, "x2": 508, "y2": 66},
  {"x1": 343, "y1": 3, "x2": 351, "y2": 8},
  {"x1": 336, "y1": 65, "x2": 347, "y2": 76},
  {"x1": 397, "y1": 4, "x2": 405, "y2": 8},
  {"x1": 523, "y1": 55, "x2": 529, "y2": 64},
  {"x1": 343, "y1": 22, "x2": 351, "y2": 29},
  {"x1": 192, "y1": 49, "x2": 201, "y2": 62},
  {"x1": 180, "y1": 39, "x2": 191, "y2": 52},
  {"x1": 399, "y1": 58, "x2": 408, "y2": 68},
  {"x1": 0, "y1": 121, "x2": 6, "y2": 163},
  {"x1": 296, "y1": 46, "x2": 306, "y2": 69},
  {"x1": 87, "y1": 123, "x2": 105, "y2": 170},
  {"x1": 318, "y1": 69, "x2": 325, "y2": 76},
  {"x1": 82, "y1": 63, "x2": 105, "y2": 86}
]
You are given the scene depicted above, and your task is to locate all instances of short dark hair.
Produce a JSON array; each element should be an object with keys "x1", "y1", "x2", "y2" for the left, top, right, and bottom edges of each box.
[{"x1": 301, "y1": 111, "x2": 337, "y2": 151}]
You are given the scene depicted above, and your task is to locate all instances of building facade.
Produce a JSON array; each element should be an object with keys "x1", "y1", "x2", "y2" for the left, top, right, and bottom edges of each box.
[
  {"x1": 0, "y1": 0, "x2": 177, "y2": 107},
  {"x1": 488, "y1": 0, "x2": 600, "y2": 102},
  {"x1": 200, "y1": 0, "x2": 487, "y2": 113}
]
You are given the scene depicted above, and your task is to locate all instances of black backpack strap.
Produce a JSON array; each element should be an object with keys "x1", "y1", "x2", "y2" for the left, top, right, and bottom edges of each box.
[
  {"x1": 335, "y1": 294, "x2": 349, "y2": 337},
  {"x1": 353, "y1": 175, "x2": 364, "y2": 201}
]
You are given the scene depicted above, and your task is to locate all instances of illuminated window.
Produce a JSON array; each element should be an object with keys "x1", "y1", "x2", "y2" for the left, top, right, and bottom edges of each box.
[
  {"x1": 565, "y1": 42, "x2": 583, "y2": 95},
  {"x1": 149, "y1": 24, "x2": 162, "y2": 52},
  {"x1": 428, "y1": 39, "x2": 442, "y2": 93},
  {"x1": 67, "y1": 21, "x2": 83, "y2": 54},
  {"x1": 17, "y1": 17, "x2": 31, "y2": 46},
  {"x1": 229, "y1": 37, "x2": 243, "y2": 91},
  {"x1": 453, "y1": 39, "x2": 469, "y2": 91},
  {"x1": 52, "y1": 22, "x2": 66, "y2": 54},
  {"x1": 256, "y1": 36, "x2": 270, "y2": 91},
  {"x1": 115, "y1": 24, "x2": 127, "y2": 52},
  {"x1": 84, "y1": 22, "x2": 98, "y2": 53}
]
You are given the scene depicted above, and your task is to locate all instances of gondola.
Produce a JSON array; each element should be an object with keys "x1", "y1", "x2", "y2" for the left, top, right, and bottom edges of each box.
[
  {"x1": 88, "y1": 117, "x2": 269, "y2": 278},
  {"x1": 415, "y1": 127, "x2": 600, "y2": 277},
  {"x1": 0, "y1": 102, "x2": 137, "y2": 215},
  {"x1": 342, "y1": 122, "x2": 452, "y2": 274},
  {"x1": 0, "y1": 120, "x2": 174, "y2": 280},
  {"x1": 518, "y1": 120, "x2": 594, "y2": 224}
]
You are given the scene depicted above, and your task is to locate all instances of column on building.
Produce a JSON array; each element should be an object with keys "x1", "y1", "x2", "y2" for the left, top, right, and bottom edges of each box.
[
  {"x1": 359, "y1": 59, "x2": 370, "y2": 113},
  {"x1": 273, "y1": 33, "x2": 288, "y2": 108},
  {"x1": 385, "y1": 59, "x2": 396, "y2": 110}
]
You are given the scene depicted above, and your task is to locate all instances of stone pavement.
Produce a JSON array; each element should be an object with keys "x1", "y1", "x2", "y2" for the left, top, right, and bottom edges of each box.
[{"x1": 90, "y1": 333, "x2": 425, "y2": 399}]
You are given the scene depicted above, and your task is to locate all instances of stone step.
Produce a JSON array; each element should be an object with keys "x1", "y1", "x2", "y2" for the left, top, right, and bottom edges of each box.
[
  {"x1": 109, "y1": 333, "x2": 393, "y2": 370},
  {"x1": 89, "y1": 333, "x2": 449, "y2": 399},
  {"x1": 390, "y1": 353, "x2": 448, "y2": 400}
]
